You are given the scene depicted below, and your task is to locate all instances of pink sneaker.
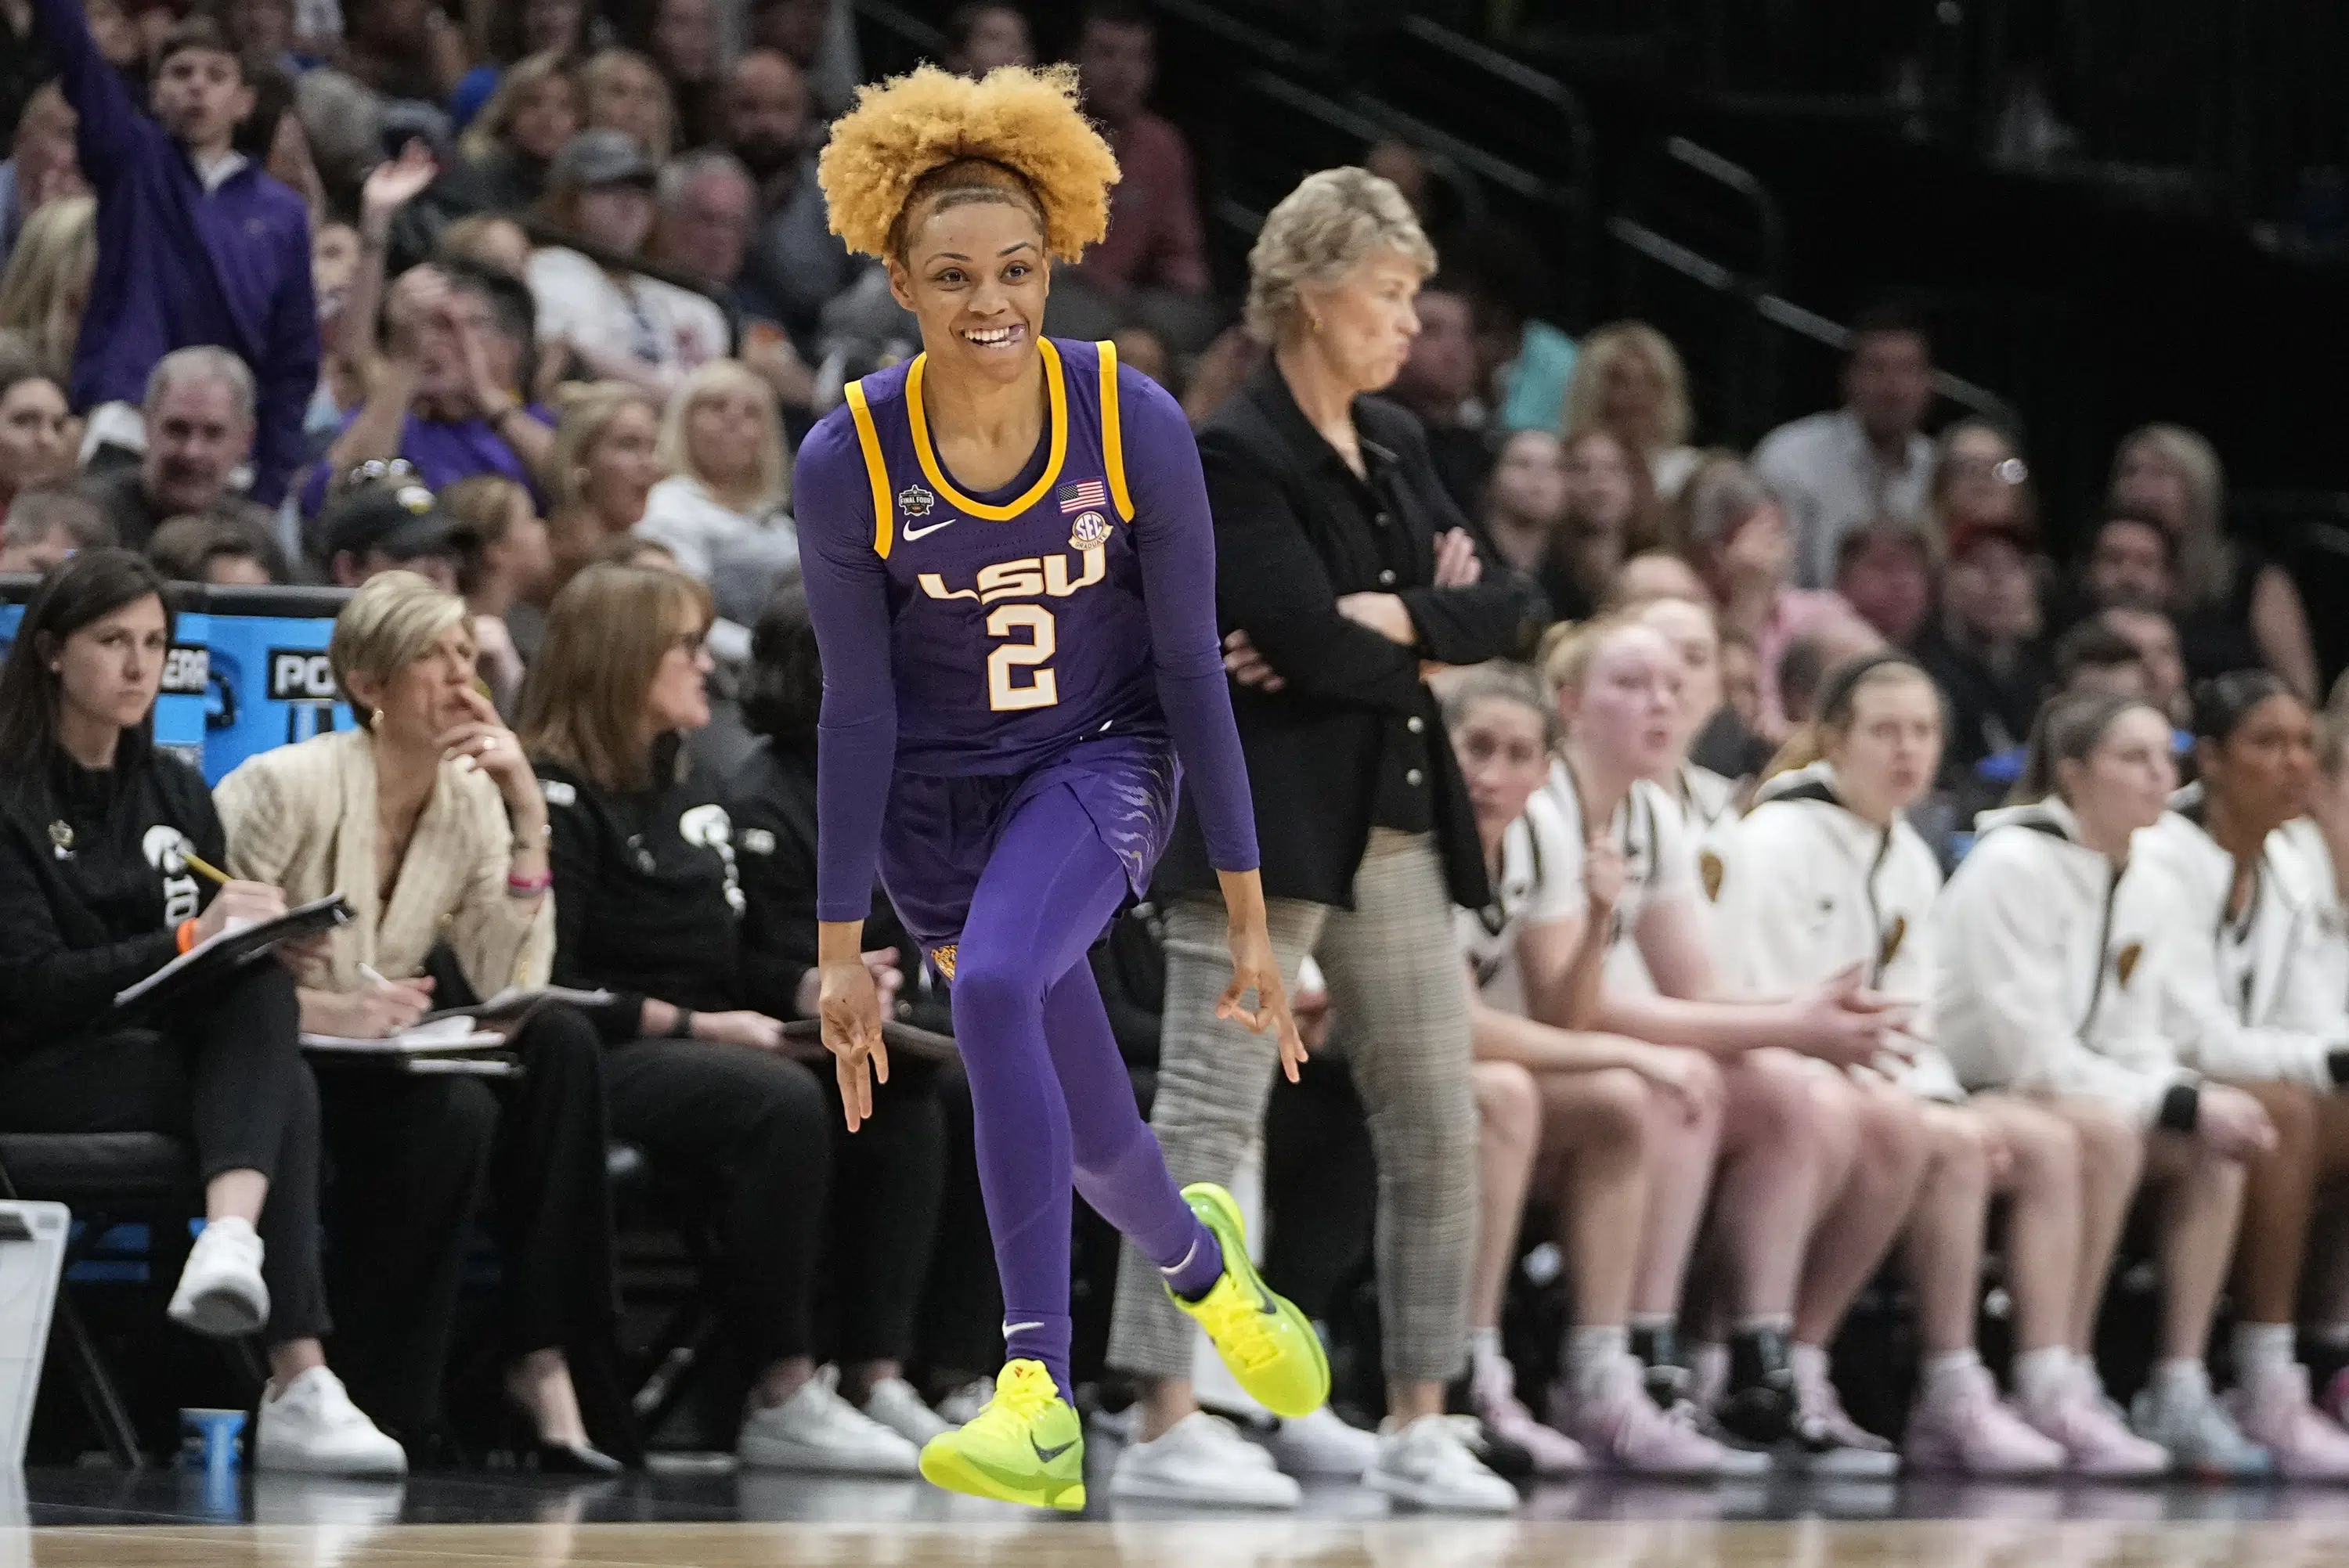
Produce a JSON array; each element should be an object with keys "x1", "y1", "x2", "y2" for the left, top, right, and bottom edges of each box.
[
  {"x1": 2231, "y1": 1365, "x2": 2349, "y2": 1482},
  {"x1": 1903, "y1": 1364, "x2": 2064, "y2": 1477},
  {"x1": 1470, "y1": 1355, "x2": 1585, "y2": 1476},
  {"x1": 1550, "y1": 1357, "x2": 1762, "y2": 1478},
  {"x1": 2022, "y1": 1374, "x2": 2167, "y2": 1480}
]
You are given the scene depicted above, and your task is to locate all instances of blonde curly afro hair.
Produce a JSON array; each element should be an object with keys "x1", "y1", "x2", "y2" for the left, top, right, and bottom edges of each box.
[{"x1": 817, "y1": 62, "x2": 1120, "y2": 263}]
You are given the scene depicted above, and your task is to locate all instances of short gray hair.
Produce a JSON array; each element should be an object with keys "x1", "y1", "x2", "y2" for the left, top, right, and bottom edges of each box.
[
  {"x1": 1243, "y1": 166, "x2": 1436, "y2": 344},
  {"x1": 657, "y1": 150, "x2": 754, "y2": 213},
  {"x1": 143, "y1": 346, "x2": 255, "y2": 425}
]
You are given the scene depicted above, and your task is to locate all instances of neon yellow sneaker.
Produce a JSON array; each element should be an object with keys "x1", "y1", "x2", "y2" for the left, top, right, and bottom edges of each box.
[
  {"x1": 1169, "y1": 1182, "x2": 1331, "y2": 1420},
  {"x1": 917, "y1": 1360, "x2": 1086, "y2": 1512}
]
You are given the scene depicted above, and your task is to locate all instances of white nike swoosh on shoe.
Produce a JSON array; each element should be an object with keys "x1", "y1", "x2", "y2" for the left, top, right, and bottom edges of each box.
[{"x1": 904, "y1": 518, "x2": 956, "y2": 540}]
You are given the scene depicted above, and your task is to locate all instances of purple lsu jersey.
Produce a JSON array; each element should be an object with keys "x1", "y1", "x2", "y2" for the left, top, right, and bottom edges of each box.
[{"x1": 839, "y1": 337, "x2": 1164, "y2": 775}]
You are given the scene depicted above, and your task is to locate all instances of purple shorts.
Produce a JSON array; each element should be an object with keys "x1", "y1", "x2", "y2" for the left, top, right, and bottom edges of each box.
[{"x1": 879, "y1": 733, "x2": 1180, "y2": 968}]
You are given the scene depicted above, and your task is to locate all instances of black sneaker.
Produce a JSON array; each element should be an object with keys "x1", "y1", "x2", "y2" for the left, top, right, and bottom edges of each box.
[
  {"x1": 1631, "y1": 1322, "x2": 1690, "y2": 1411},
  {"x1": 1712, "y1": 1327, "x2": 1798, "y2": 1446}
]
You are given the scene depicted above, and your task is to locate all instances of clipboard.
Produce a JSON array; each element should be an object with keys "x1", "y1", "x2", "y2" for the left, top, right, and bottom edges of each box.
[{"x1": 114, "y1": 894, "x2": 354, "y2": 1011}]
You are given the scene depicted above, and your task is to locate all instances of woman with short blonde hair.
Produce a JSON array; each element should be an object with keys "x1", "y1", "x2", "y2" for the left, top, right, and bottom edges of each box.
[
  {"x1": 1563, "y1": 321, "x2": 1698, "y2": 499},
  {"x1": 637, "y1": 359, "x2": 796, "y2": 585},
  {"x1": 520, "y1": 563, "x2": 949, "y2": 1475},
  {"x1": 1107, "y1": 160, "x2": 1539, "y2": 1509},
  {"x1": 0, "y1": 195, "x2": 96, "y2": 385},
  {"x1": 217, "y1": 569, "x2": 623, "y2": 1470}
]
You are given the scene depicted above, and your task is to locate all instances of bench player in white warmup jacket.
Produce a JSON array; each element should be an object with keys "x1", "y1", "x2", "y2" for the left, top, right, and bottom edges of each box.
[
  {"x1": 1936, "y1": 692, "x2": 2278, "y2": 1478},
  {"x1": 2131, "y1": 671, "x2": 2349, "y2": 1478},
  {"x1": 1717, "y1": 652, "x2": 2154, "y2": 1476}
]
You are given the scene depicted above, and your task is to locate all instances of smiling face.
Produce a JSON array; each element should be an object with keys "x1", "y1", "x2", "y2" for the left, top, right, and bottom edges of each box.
[
  {"x1": 1452, "y1": 694, "x2": 1552, "y2": 844},
  {"x1": 54, "y1": 592, "x2": 169, "y2": 741},
  {"x1": 1563, "y1": 623, "x2": 1683, "y2": 777},
  {"x1": 143, "y1": 376, "x2": 253, "y2": 516},
  {"x1": 889, "y1": 193, "x2": 1051, "y2": 385}
]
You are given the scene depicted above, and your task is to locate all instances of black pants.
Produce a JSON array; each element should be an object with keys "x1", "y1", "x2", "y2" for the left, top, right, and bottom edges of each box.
[
  {"x1": 319, "y1": 1004, "x2": 615, "y2": 1443},
  {"x1": 0, "y1": 964, "x2": 329, "y2": 1344},
  {"x1": 608, "y1": 1037, "x2": 944, "y2": 1369}
]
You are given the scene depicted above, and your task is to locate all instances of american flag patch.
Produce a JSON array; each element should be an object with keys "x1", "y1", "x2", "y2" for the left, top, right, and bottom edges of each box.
[{"x1": 1058, "y1": 479, "x2": 1108, "y2": 514}]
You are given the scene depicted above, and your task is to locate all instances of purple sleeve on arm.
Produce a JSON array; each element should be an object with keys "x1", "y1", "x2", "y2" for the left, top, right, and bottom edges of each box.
[
  {"x1": 1122, "y1": 367, "x2": 1261, "y2": 873},
  {"x1": 793, "y1": 413, "x2": 900, "y2": 923}
]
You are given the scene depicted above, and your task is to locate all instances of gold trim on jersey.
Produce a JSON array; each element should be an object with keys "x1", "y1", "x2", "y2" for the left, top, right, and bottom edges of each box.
[
  {"x1": 904, "y1": 338, "x2": 1071, "y2": 521},
  {"x1": 844, "y1": 379, "x2": 895, "y2": 558},
  {"x1": 1097, "y1": 339, "x2": 1135, "y2": 523}
]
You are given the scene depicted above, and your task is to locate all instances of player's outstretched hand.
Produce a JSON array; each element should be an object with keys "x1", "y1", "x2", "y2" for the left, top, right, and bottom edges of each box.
[{"x1": 818, "y1": 956, "x2": 889, "y2": 1133}]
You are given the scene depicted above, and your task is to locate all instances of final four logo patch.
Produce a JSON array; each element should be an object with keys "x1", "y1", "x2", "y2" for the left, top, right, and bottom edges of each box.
[
  {"x1": 1880, "y1": 914, "x2": 1907, "y2": 971},
  {"x1": 898, "y1": 483, "x2": 936, "y2": 519},
  {"x1": 1069, "y1": 510, "x2": 1113, "y2": 551},
  {"x1": 2116, "y1": 942, "x2": 2144, "y2": 986},
  {"x1": 1698, "y1": 849, "x2": 1724, "y2": 903}
]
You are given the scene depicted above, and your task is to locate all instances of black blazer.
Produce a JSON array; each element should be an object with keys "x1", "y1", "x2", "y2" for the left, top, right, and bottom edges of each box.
[{"x1": 1156, "y1": 359, "x2": 1543, "y2": 910}]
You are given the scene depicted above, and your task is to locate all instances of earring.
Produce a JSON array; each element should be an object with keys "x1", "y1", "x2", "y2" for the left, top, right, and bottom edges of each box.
[{"x1": 1310, "y1": 316, "x2": 1324, "y2": 334}]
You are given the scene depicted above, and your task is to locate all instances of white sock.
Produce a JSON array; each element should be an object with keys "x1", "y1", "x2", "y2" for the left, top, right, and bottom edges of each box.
[
  {"x1": 1788, "y1": 1341, "x2": 1830, "y2": 1382},
  {"x1": 2151, "y1": 1357, "x2": 2211, "y2": 1404},
  {"x1": 2233, "y1": 1321, "x2": 2297, "y2": 1384},
  {"x1": 1566, "y1": 1325, "x2": 1629, "y2": 1393},
  {"x1": 1920, "y1": 1349, "x2": 1982, "y2": 1406},
  {"x1": 1734, "y1": 1313, "x2": 1795, "y2": 1338},
  {"x1": 1470, "y1": 1326, "x2": 1505, "y2": 1371},
  {"x1": 2012, "y1": 1346, "x2": 2073, "y2": 1408}
]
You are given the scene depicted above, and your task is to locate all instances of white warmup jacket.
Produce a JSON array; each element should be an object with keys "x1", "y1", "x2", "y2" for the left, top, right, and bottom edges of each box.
[
  {"x1": 2132, "y1": 790, "x2": 2349, "y2": 1090},
  {"x1": 1525, "y1": 761, "x2": 1703, "y2": 994},
  {"x1": 2280, "y1": 816, "x2": 2349, "y2": 1016},
  {"x1": 1455, "y1": 794, "x2": 1585, "y2": 1018},
  {"x1": 1933, "y1": 797, "x2": 2199, "y2": 1126},
  {"x1": 1716, "y1": 762, "x2": 1962, "y2": 1101}
]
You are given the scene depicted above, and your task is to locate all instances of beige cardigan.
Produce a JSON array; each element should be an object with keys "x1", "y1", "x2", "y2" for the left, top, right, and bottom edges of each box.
[{"x1": 215, "y1": 727, "x2": 554, "y2": 997}]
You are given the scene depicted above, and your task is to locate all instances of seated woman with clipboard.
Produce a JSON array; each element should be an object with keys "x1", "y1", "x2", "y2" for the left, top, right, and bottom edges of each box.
[
  {"x1": 0, "y1": 550, "x2": 405, "y2": 1475},
  {"x1": 215, "y1": 571, "x2": 623, "y2": 1472}
]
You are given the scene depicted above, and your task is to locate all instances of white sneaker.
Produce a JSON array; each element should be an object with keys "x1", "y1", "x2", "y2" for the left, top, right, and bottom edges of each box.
[
  {"x1": 254, "y1": 1367, "x2": 407, "y2": 1476},
  {"x1": 1109, "y1": 1411, "x2": 1301, "y2": 1509},
  {"x1": 168, "y1": 1217, "x2": 268, "y2": 1339},
  {"x1": 738, "y1": 1366, "x2": 921, "y2": 1476},
  {"x1": 936, "y1": 1376, "x2": 994, "y2": 1426},
  {"x1": 1266, "y1": 1405, "x2": 1378, "y2": 1479},
  {"x1": 1366, "y1": 1415, "x2": 1518, "y2": 1512},
  {"x1": 859, "y1": 1377, "x2": 950, "y2": 1447}
]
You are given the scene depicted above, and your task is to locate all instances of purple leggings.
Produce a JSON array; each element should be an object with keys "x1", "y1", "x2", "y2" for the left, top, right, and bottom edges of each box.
[{"x1": 945, "y1": 782, "x2": 1215, "y2": 1400}]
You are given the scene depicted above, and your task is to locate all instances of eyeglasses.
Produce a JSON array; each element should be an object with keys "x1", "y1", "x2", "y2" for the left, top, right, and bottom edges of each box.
[
  {"x1": 671, "y1": 629, "x2": 708, "y2": 658},
  {"x1": 334, "y1": 457, "x2": 420, "y2": 496}
]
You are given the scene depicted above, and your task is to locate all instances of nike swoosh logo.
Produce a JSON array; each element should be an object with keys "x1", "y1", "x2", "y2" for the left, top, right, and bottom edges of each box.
[
  {"x1": 1032, "y1": 1436, "x2": 1076, "y2": 1462},
  {"x1": 1003, "y1": 1320, "x2": 1044, "y2": 1336},
  {"x1": 903, "y1": 518, "x2": 956, "y2": 541}
]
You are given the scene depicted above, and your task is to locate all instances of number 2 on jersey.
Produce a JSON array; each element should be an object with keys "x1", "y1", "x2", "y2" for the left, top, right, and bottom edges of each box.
[{"x1": 986, "y1": 604, "x2": 1059, "y2": 711}]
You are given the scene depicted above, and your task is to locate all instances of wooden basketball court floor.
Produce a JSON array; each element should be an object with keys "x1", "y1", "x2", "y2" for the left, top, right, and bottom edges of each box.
[{"x1": 7, "y1": 1469, "x2": 2349, "y2": 1568}]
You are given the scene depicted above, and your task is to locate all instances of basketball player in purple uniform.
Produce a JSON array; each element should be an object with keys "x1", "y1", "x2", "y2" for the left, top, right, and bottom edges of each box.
[{"x1": 796, "y1": 64, "x2": 1329, "y2": 1510}]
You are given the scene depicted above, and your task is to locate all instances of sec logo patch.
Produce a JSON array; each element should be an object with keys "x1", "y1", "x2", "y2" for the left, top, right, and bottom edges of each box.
[{"x1": 1069, "y1": 511, "x2": 1112, "y2": 550}]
